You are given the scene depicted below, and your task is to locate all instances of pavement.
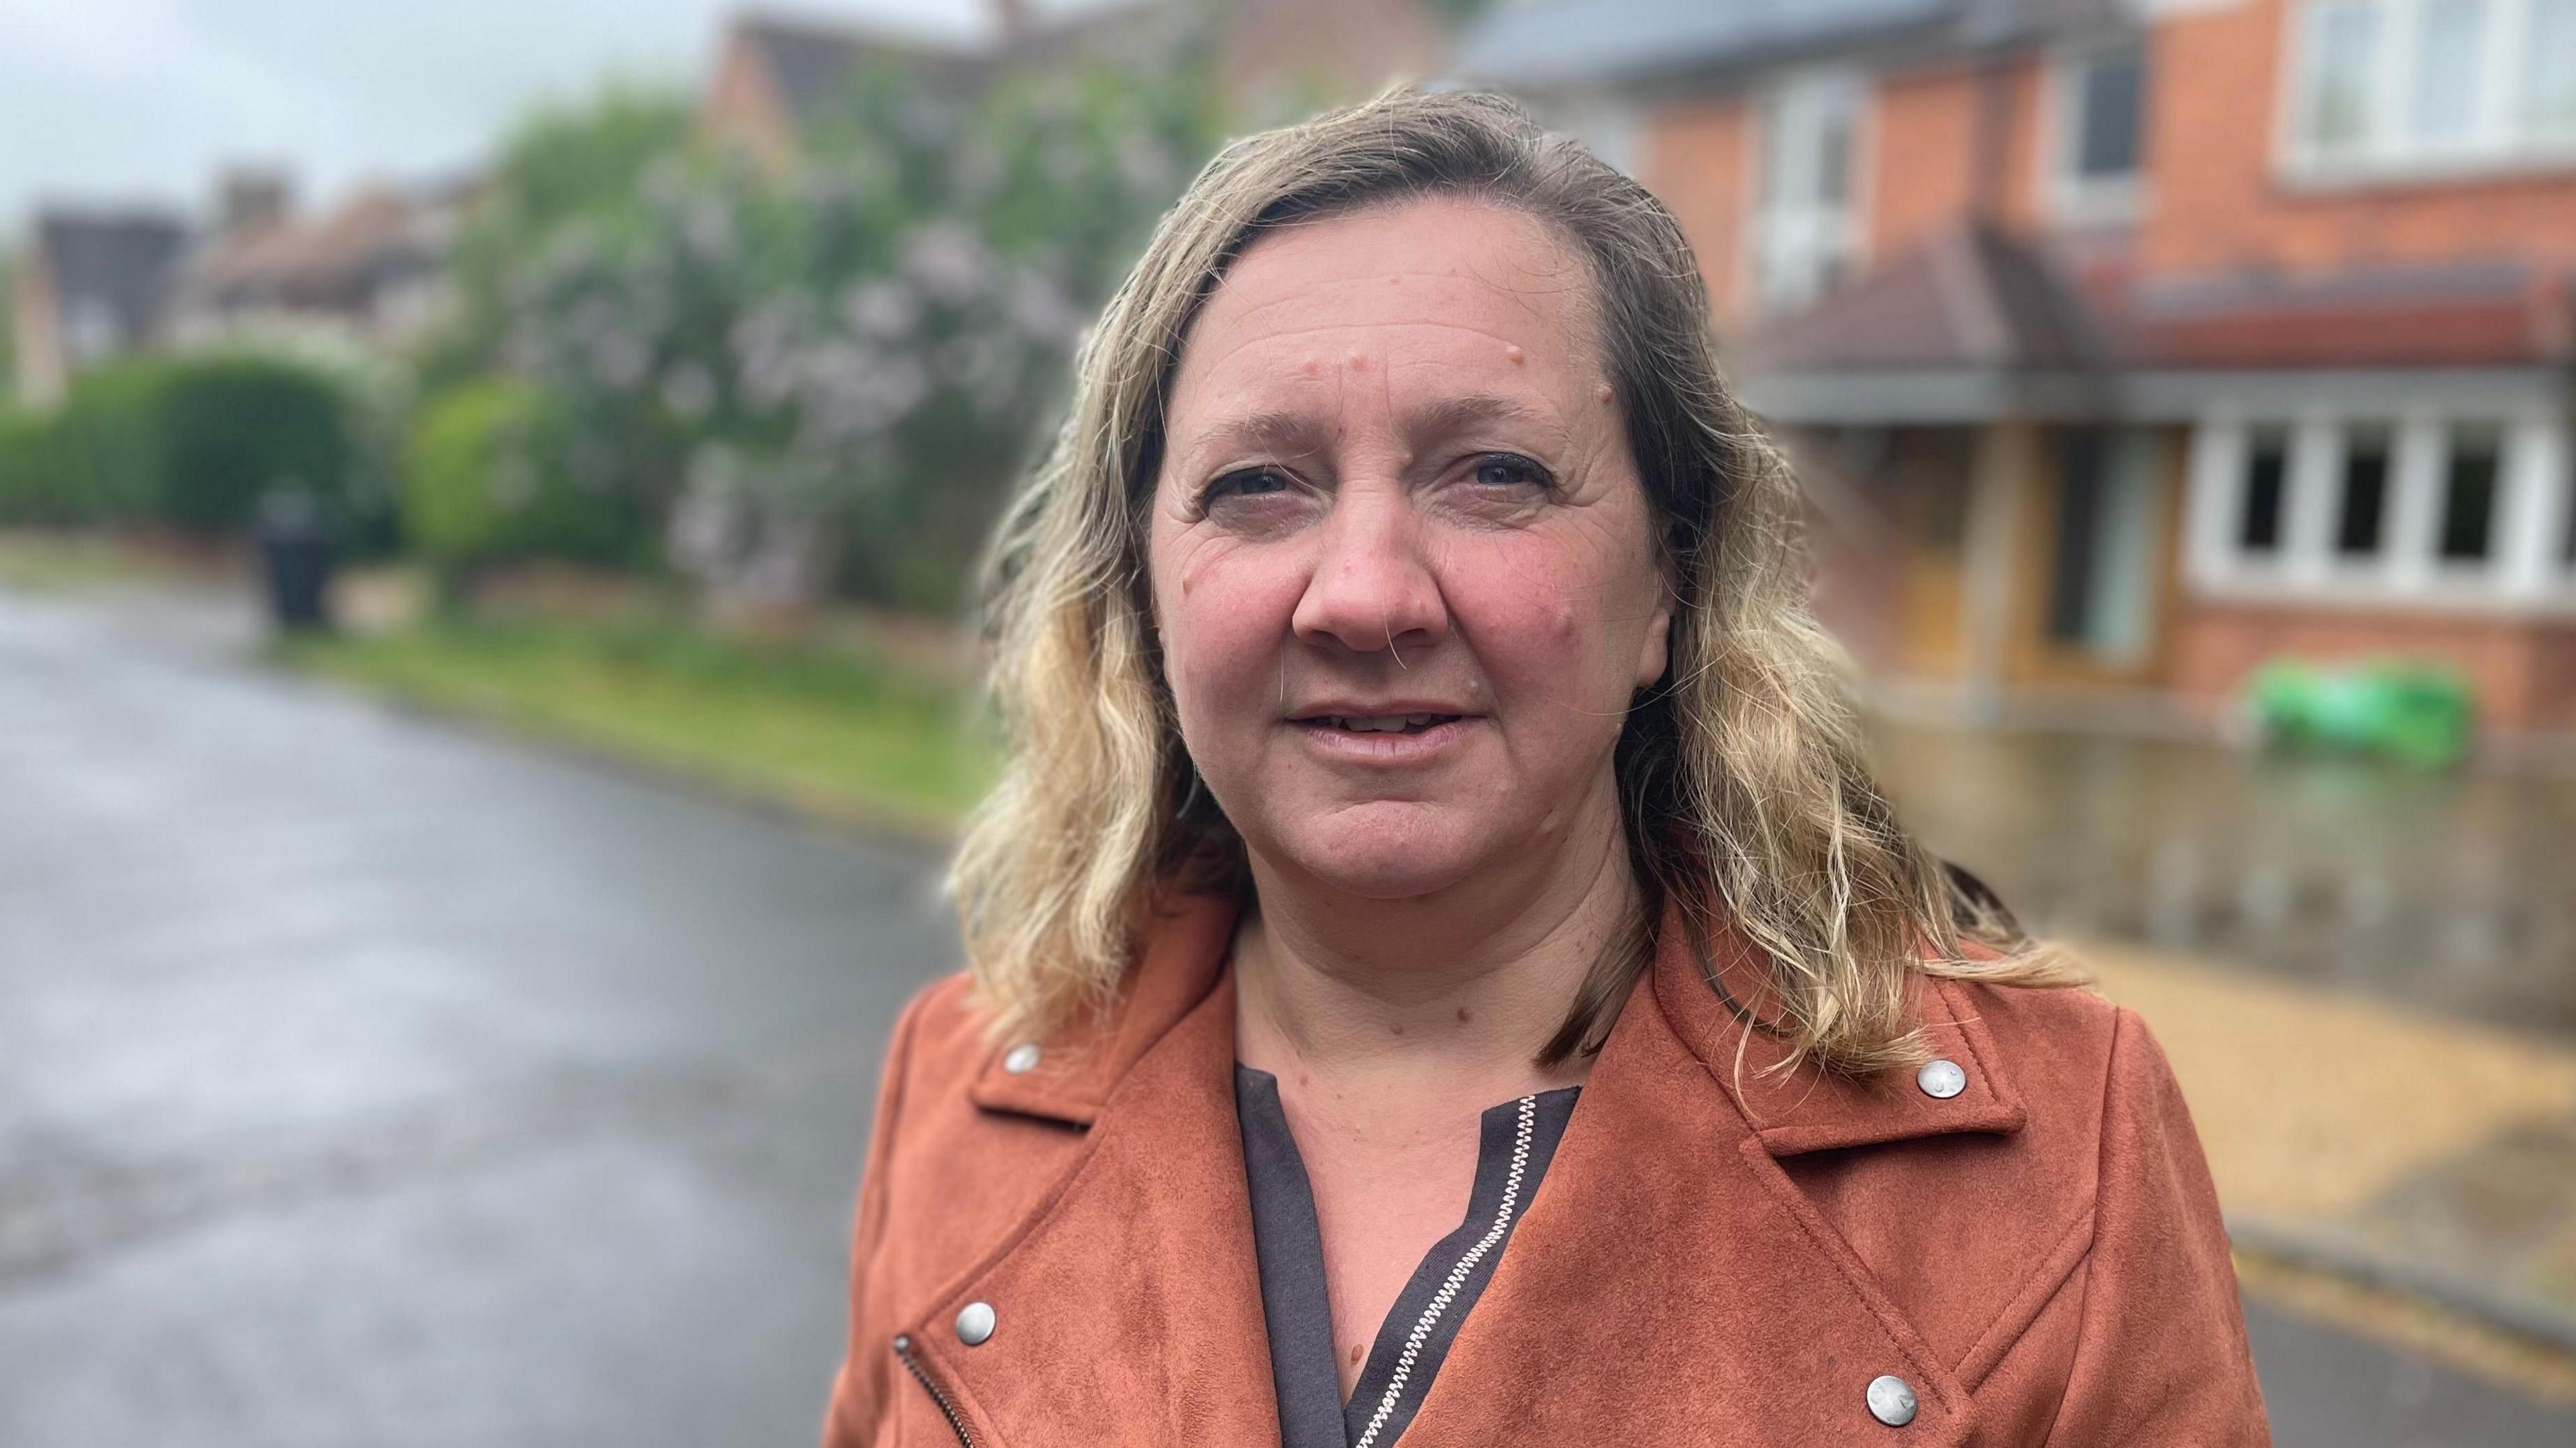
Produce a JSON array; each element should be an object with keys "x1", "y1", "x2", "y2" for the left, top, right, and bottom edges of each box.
[
  {"x1": 3, "y1": 577, "x2": 2573, "y2": 1444},
  {"x1": 2086, "y1": 938, "x2": 2576, "y2": 1364}
]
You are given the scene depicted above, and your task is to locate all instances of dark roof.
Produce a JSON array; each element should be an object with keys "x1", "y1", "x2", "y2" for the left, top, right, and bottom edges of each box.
[
  {"x1": 1736, "y1": 234, "x2": 2573, "y2": 422},
  {"x1": 2121, "y1": 259, "x2": 2571, "y2": 369},
  {"x1": 1456, "y1": 0, "x2": 1949, "y2": 86},
  {"x1": 1748, "y1": 221, "x2": 2106, "y2": 376},
  {"x1": 34, "y1": 212, "x2": 190, "y2": 346},
  {"x1": 1453, "y1": 0, "x2": 2127, "y2": 88}
]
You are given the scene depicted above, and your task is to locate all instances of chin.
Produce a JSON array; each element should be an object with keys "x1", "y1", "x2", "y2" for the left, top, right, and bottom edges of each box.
[{"x1": 1269, "y1": 803, "x2": 1490, "y2": 901}]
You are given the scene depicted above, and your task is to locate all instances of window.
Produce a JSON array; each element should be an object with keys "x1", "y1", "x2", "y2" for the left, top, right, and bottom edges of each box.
[
  {"x1": 1753, "y1": 72, "x2": 1862, "y2": 312},
  {"x1": 2240, "y1": 428, "x2": 2292, "y2": 554},
  {"x1": 2438, "y1": 423, "x2": 2503, "y2": 561},
  {"x1": 2051, "y1": 41, "x2": 2149, "y2": 219},
  {"x1": 2289, "y1": 0, "x2": 2576, "y2": 173},
  {"x1": 2074, "y1": 48, "x2": 2146, "y2": 179},
  {"x1": 2409, "y1": 0, "x2": 2487, "y2": 147},
  {"x1": 2199, "y1": 414, "x2": 2561, "y2": 590},
  {"x1": 2299, "y1": 0, "x2": 2385, "y2": 156},
  {"x1": 2334, "y1": 424, "x2": 2394, "y2": 557}
]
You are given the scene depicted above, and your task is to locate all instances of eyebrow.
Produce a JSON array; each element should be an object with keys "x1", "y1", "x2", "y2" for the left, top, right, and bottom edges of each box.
[
  {"x1": 1179, "y1": 393, "x2": 1562, "y2": 469},
  {"x1": 1413, "y1": 393, "x2": 1558, "y2": 439}
]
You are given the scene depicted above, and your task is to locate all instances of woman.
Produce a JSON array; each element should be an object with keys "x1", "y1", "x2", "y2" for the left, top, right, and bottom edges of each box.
[{"x1": 822, "y1": 89, "x2": 2269, "y2": 1446}]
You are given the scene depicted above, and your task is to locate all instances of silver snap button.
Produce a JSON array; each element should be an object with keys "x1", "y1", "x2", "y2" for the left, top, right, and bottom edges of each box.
[
  {"x1": 1866, "y1": 1374, "x2": 1918, "y2": 1426},
  {"x1": 955, "y1": 1300, "x2": 996, "y2": 1346},
  {"x1": 1002, "y1": 1042, "x2": 1041, "y2": 1075},
  {"x1": 1916, "y1": 1058, "x2": 1966, "y2": 1099}
]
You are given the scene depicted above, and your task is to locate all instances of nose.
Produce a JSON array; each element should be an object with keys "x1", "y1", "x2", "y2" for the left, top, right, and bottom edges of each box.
[{"x1": 1290, "y1": 488, "x2": 1448, "y2": 659}]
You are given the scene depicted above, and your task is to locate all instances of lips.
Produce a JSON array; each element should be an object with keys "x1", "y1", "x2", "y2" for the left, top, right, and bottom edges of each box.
[
  {"x1": 1285, "y1": 703, "x2": 1480, "y2": 761},
  {"x1": 1309, "y1": 712, "x2": 1462, "y2": 734}
]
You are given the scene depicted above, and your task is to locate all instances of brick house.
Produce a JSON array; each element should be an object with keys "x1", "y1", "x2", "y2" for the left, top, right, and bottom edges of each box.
[
  {"x1": 701, "y1": 1, "x2": 1456, "y2": 172},
  {"x1": 1460, "y1": 0, "x2": 2576, "y2": 732},
  {"x1": 163, "y1": 174, "x2": 471, "y2": 353},
  {"x1": 10, "y1": 211, "x2": 189, "y2": 407}
]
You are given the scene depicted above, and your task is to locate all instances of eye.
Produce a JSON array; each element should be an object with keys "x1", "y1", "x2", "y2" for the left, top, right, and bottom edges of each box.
[
  {"x1": 1207, "y1": 466, "x2": 1294, "y2": 500},
  {"x1": 1466, "y1": 453, "x2": 1553, "y2": 492}
]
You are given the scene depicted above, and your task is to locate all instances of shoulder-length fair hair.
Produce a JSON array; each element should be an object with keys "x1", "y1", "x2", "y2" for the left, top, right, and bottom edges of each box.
[{"x1": 951, "y1": 87, "x2": 2076, "y2": 1075}]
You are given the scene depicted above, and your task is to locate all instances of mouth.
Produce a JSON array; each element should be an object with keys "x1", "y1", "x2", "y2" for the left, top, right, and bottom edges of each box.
[{"x1": 1293, "y1": 712, "x2": 1468, "y2": 736}]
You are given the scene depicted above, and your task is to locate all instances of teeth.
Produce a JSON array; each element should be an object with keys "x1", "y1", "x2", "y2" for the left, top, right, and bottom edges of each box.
[{"x1": 1324, "y1": 714, "x2": 1450, "y2": 732}]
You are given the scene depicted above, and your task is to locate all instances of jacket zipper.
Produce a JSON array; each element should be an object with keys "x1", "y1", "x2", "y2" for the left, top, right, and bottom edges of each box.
[{"x1": 890, "y1": 1334, "x2": 978, "y2": 1447}]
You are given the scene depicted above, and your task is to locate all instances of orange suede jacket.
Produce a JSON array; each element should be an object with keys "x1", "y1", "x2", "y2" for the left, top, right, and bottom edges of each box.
[{"x1": 822, "y1": 893, "x2": 2271, "y2": 1446}]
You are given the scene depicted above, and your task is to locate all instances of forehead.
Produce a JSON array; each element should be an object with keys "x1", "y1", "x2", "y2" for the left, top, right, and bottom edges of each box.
[{"x1": 1165, "y1": 197, "x2": 1604, "y2": 426}]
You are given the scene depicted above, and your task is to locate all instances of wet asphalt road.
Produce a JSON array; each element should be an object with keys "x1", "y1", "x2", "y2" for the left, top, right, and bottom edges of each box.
[{"x1": 1, "y1": 586, "x2": 2570, "y2": 1445}]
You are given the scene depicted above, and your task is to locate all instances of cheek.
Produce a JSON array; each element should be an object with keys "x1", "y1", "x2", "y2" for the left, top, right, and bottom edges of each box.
[
  {"x1": 1150, "y1": 528, "x2": 1307, "y2": 729},
  {"x1": 1440, "y1": 526, "x2": 1650, "y2": 700}
]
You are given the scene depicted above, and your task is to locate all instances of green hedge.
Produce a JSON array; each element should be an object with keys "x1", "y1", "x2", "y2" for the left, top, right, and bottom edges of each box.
[
  {"x1": 0, "y1": 355, "x2": 357, "y2": 532},
  {"x1": 0, "y1": 406, "x2": 76, "y2": 524},
  {"x1": 403, "y1": 376, "x2": 641, "y2": 569}
]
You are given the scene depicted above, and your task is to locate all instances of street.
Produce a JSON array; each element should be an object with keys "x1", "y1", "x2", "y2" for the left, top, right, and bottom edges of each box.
[{"x1": 2, "y1": 586, "x2": 2569, "y2": 1446}]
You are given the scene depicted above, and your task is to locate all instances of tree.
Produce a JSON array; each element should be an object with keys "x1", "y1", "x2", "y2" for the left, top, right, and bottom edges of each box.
[{"x1": 424, "y1": 28, "x2": 1220, "y2": 613}]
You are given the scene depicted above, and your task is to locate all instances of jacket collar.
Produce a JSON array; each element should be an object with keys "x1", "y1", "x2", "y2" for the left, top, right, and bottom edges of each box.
[
  {"x1": 916, "y1": 891, "x2": 2021, "y2": 1446},
  {"x1": 1656, "y1": 905, "x2": 2029, "y2": 1156},
  {"x1": 964, "y1": 890, "x2": 1240, "y2": 1126},
  {"x1": 967, "y1": 889, "x2": 2027, "y2": 1158}
]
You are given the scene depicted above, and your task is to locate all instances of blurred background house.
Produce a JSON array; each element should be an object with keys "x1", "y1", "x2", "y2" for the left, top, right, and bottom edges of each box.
[
  {"x1": 1460, "y1": 0, "x2": 2576, "y2": 734},
  {"x1": 9, "y1": 210, "x2": 191, "y2": 406},
  {"x1": 699, "y1": 0, "x2": 1452, "y2": 170},
  {"x1": 163, "y1": 172, "x2": 473, "y2": 355},
  {"x1": 11, "y1": 170, "x2": 468, "y2": 410}
]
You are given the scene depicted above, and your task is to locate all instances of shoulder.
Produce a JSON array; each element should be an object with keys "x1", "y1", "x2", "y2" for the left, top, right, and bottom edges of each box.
[
  {"x1": 865, "y1": 969, "x2": 1063, "y2": 1166},
  {"x1": 1933, "y1": 981, "x2": 2266, "y2": 1437},
  {"x1": 1943, "y1": 970, "x2": 2189, "y2": 1166},
  {"x1": 881, "y1": 969, "x2": 991, "y2": 1093},
  {"x1": 849, "y1": 967, "x2": 1096, "y2": 1303}
]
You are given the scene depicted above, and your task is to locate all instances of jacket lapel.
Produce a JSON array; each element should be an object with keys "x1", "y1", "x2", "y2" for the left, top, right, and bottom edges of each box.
[
  {"x1": 1399, "y1": 913, "x2": 2011, "y2": 1447},
  {"x1": 895, "y1": 894, "x2": 1282, "y2": 1447},
  {"x1": 900, "y1": 894, "x2": 2021, "y2": 1445}
]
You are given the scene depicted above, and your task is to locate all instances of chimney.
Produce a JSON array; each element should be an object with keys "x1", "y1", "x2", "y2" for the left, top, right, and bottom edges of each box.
[
  {"x1": 217, "y1": 168, "x2": 293, "y2": 239},
  {"x1": 992, "y1": 0, "x2": 1032, "y2": 39}
]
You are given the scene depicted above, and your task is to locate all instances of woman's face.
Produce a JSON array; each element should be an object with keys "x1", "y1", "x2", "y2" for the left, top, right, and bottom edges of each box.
[{"x1": 1146, "y1": 197, "x2": 1670, "y2": 901}]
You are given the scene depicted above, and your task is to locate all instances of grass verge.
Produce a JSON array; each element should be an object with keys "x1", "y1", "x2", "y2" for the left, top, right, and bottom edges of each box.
[
  {"x1": 0, "y1": 528, "x2": 214, "y2": 591},
  {"x1": 279, "y1": 614, "x2": 997, "y2": 838}
]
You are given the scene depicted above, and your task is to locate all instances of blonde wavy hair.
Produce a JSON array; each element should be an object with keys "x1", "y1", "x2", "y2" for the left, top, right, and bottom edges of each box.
[{"x1": 951, "y1": 87, "x2": 2076, "y2": 1075}]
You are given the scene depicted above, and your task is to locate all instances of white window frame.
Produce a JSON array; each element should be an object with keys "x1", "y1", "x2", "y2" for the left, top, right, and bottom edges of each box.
[
  {"x1": 2043, "y1": 37, "x2": 2151, "y2": 226},
  {"x1": 1743, "y1": 68, "x2": 1868, "y2": 315},
  {"x1": 2277, "y1": 0, "x2": 2576, "y2": 185},
  {"x1": 2186, "y1": 403, "x2": 2576, "y2": 610}
]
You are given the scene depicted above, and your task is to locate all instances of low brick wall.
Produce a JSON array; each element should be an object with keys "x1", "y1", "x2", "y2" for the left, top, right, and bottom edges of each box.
[{"x1": 2171, "y1": 600, "x2": 2576, "y2": 732}]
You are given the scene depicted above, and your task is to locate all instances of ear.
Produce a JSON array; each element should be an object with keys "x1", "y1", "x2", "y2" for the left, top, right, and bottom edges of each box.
[{"x1": 1634, "y1": 600, "x2": 1672, "y2": 690}]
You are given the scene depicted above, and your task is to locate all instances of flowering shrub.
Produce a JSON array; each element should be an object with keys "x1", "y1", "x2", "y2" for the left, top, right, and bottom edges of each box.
[{"x1": 427, "y1": 36, "x2": 1214, "y2": 612}]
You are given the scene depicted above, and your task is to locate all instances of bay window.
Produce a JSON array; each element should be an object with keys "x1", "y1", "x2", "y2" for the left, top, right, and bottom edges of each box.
[{"x1": 2289, "y1": 0, "x2": 2576, "y2": 174}]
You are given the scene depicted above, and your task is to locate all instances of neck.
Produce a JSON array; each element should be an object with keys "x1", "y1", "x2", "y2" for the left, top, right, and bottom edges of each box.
[{"x1": 1232, "y1": 779, "x2": 1635, "y2": 1105}]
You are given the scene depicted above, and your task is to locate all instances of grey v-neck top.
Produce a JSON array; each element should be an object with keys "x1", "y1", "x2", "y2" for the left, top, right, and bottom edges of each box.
[{"x1": 1233, "y1": 1065, "x2": 1581, "y2": 1448}]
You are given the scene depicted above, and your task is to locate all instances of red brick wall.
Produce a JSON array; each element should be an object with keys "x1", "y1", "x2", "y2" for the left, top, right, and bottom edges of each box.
[
  {"x1": 1219, "y1": 0, "x2": 1449, "y2": 103},
  {"x1": 2145, "y1": 0, "x2": 2576, "y2": 277},
  {"x1": 1642, "y1": 96, "x2": 1752, "y2": 323},
  {"x1": 1643, "y1": 57, "x2": 2053, "y2": 328},
  {"x1": 2170, "y1": 602, "x2": 2576, "y2": 731},
  {"x1": 697, "y1": 37, "x2": 799, "y2": 174},
  {"x1": 1870, "y1": 58, "x2": 2047, "y2": 260}
]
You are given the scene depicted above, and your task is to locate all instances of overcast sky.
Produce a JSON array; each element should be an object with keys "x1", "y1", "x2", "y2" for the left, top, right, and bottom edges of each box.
[{"x1": 0, "y1": 0, "x2": 1026, "y2": 235}]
